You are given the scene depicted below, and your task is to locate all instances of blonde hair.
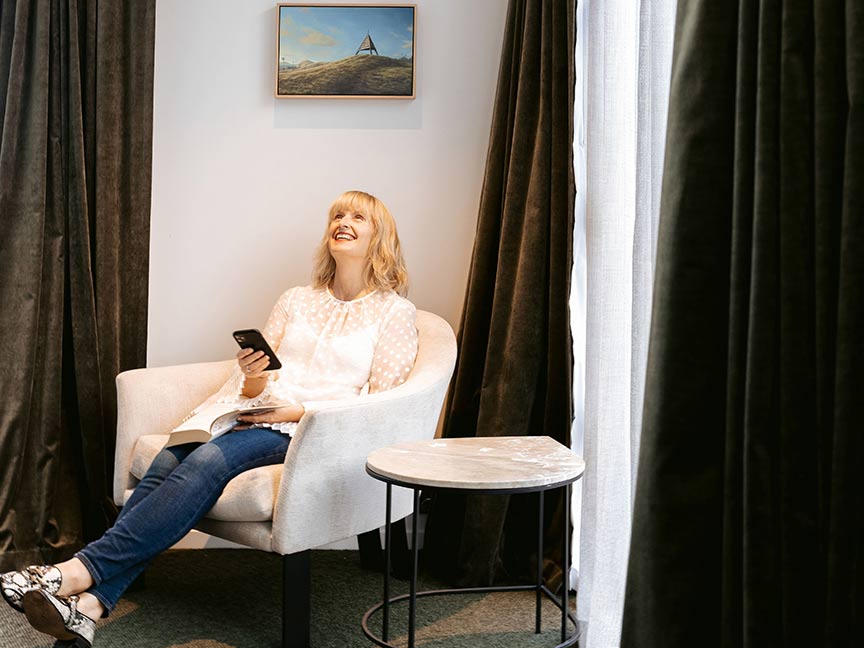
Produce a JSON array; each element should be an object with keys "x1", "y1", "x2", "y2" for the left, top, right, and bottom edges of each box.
[{"x1": 312, "y1": 190, "x2": 409, "y2": 296}]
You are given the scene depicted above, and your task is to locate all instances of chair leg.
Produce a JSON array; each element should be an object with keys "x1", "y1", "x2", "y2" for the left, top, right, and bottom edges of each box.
[
  {"x1": 282, "y1": 550, "x2": 311, "y2": 648},
  {"x1": 357, "y1": 522, "x2": 411, "y2": 578},
  {"x1": 358, "y1": 528, "x2": 383, "y2": 571}
]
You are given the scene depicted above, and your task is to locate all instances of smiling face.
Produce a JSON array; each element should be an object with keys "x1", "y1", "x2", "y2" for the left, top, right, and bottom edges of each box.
[
  {"x1": 327, "y1": 206, "x2": 375, "y2": 260},
  {"x1": 312, "y1": 190, "x2": 409, "y2": 296}
]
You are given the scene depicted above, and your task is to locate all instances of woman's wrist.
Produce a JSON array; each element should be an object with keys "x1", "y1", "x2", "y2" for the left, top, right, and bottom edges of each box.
[{"x1": 241, "y1": 373, "x2": 270, "y2": 398}]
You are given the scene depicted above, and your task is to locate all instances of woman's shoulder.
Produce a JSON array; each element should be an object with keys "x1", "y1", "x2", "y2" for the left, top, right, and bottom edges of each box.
[{"x1": 375, "y1": 290, "x2": 417, "y2": 318}]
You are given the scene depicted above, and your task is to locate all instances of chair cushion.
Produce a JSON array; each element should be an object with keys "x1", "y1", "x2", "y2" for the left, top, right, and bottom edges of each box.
[{"x1": 129, "y1": 435, "x2": 282, "y2": 522}]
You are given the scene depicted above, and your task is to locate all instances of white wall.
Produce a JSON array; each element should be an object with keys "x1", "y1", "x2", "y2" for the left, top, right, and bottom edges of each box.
[{"x1": 148, "y1": 0, "x2": 507, "y2": 367}]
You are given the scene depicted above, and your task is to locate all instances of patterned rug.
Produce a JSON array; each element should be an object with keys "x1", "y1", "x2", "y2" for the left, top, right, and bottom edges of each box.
[{"x1": 0, "y1": 549, "x2": 578, "y2": 647}]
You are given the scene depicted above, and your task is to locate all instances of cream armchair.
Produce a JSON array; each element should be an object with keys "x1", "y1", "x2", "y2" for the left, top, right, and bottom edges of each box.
[{"x1": 113, "y1": 310, "x2": 457, "y2": 648}]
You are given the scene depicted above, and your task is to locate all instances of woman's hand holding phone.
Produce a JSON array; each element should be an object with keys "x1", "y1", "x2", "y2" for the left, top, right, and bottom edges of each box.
[
  {"x1": 232, "y1": 328, "x2": 282, "y2": 375},
  {"x1": 236, "y1": 347, "x2": 271, "y2": 379}
]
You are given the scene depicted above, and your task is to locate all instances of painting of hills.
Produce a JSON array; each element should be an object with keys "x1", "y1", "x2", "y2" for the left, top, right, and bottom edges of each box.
[{"x1": 276, "y1": 4, "x2": 416, "y2": 98}]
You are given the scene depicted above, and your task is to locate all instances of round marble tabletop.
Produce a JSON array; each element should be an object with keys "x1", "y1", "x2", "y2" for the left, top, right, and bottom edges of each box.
[{"x1": 366, "y1": 436, "x2": 585, "y2": 491}]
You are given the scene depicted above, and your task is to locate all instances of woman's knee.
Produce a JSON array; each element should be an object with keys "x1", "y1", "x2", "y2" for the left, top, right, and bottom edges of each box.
[
  {"x1": 144, "y1": 446, "x2": 188, "y2": 480},
  {"x1": 178, "y1": 442, "x2": 229, "y2": 479}
]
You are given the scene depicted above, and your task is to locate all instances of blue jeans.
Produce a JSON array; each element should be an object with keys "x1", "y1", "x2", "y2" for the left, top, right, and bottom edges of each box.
[{"x1": 75, "y1": 427, "x2": 291, "y2": 615}]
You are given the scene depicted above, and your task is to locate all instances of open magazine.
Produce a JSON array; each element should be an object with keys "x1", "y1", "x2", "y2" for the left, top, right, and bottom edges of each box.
[{"x1": 166, "y1": 402, "x2": 285, "y2": 447}]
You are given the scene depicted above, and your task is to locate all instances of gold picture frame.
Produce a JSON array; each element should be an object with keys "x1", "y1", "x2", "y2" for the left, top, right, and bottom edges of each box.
[{"x1": 275, "y1": 3, "x2": 416, "y2": 99}]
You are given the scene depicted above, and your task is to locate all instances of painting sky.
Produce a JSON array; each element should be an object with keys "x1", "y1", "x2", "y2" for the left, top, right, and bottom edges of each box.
[{"x1": 279, "y1": 5, "x2": 414, "y2": 63}]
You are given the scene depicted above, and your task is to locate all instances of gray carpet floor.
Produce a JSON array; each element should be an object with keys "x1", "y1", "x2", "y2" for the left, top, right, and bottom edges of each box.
[{"x1": 0, "y1": 549, "x2": 579, "y2": 648}]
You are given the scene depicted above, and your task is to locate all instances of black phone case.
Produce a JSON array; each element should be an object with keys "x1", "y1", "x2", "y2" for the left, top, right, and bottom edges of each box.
[{"x1": 232, "y1": 328, "x2": 282, "y2": 371}]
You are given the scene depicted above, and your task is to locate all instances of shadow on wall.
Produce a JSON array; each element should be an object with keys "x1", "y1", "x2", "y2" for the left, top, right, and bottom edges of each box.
[{"x1": 272, "y1": 96, "x2": 423, "y2": 130}]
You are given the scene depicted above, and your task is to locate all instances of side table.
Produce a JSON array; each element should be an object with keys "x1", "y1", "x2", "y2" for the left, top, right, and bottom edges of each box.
[{"x1": 361, "y1": 436, "x2": 586, "y2": 648}]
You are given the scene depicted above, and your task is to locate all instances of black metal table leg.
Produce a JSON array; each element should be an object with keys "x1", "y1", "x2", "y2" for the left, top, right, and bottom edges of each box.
[
  {"x1": 561, "y1": 483, "x2": 570, "y2": 643},
  {"x1": 408, "y1": 488, "x2": 420, "y2": 648},
  {"x1": 536, "y1": 489, "x2": 544, "y2": 633},
  {"x1": 383, "y1": 483, "x2": 392, "y2": 641}
]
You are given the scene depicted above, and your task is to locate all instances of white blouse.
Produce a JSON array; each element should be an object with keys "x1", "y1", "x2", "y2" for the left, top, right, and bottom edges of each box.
[{"x1": 194, "y1": 285, "x2": 419, "y2": 435}]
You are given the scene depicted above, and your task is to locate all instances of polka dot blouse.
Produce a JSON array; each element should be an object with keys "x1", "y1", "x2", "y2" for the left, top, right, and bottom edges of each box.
[{"x1": 195, "y1": 285, "x2": 419, "y2": 435}]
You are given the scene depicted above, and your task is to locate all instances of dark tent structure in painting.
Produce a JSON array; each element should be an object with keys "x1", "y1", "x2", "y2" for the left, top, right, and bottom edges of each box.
[{"x1": 355, "y1": 32, "x2": 379, "y2": 55}]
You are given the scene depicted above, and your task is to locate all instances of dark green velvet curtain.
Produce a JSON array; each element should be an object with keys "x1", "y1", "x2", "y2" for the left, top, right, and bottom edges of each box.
[
  {"x1": 424, "y1": 0, "x2": 576, "y2": 588},
  {"x1": 0, "y1": 0, "x2": 155, "y2": 571},
  {"x1": 623, "y1": 1, "x2": 863, "y2": 646}
]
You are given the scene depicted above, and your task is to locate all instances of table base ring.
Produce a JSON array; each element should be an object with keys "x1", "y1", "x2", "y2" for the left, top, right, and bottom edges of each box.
[{"x1": 361, "y1": 584, "x2": 580, "y2": 648}]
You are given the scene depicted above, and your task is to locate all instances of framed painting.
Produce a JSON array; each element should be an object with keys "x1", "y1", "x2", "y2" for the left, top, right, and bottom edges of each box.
[{"x1": 275, "y1": 3, "x2": 416, "y2": 99}]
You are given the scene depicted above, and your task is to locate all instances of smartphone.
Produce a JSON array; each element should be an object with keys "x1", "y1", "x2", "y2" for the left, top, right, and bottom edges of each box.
[{"x1": 232, "y1": 328, "x2": 282, "y2": 371}]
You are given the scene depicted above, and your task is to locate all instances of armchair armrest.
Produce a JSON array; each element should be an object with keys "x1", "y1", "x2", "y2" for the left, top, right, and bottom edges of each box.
[
  {"x1": 113, "y1": 360, "x2": 234, "y2": 505},
  {"x1": 271, "y1": 311, "x2": 456, "y2": 555}
]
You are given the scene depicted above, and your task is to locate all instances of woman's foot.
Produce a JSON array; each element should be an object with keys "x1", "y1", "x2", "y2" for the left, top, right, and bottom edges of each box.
[
  {"x1": 53, "y1": 558, "x2": 95, "y2": 598},
  {"x1": 1, "y1": 565, "x2": 62, "y2": 613},
  {"x1": 23, "y1": 590, "x2": 97, "y2": 648},
  {"x1": 72, "y1": 592, "x2": 104, "y2": 620}
]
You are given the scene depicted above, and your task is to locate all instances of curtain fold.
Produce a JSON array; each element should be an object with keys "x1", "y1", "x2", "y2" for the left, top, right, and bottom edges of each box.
[
  {"x1": 0, "y1": 0, "x2": 155, "y2": 571},
  {"x1": 424, "y1": 0, "x2": 577, "y2": 588},
  {"x1": 623, "y1": 1, "x2": 864, "y2": 646}
]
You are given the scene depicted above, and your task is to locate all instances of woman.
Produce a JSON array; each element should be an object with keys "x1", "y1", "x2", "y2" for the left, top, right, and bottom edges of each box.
[{"x1": 1, "y1": 190, "x2": 418, "y2": 647}]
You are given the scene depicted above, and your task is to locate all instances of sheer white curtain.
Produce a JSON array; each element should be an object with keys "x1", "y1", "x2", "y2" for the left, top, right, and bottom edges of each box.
[{"x1": 570, "y1": 1, "x2": 676, "y2": 646}]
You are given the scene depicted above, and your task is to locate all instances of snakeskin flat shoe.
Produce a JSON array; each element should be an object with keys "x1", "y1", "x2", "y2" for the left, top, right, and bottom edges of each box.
[
  {"x1": 1, "y1": 564, "x2": 62, "y2": 613},
  {"x1": 23, "y1": 590, "x2": 96, "y2": 648}
]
